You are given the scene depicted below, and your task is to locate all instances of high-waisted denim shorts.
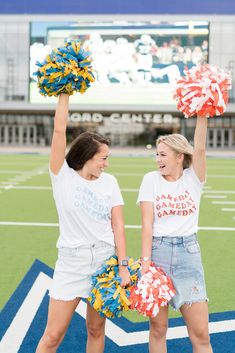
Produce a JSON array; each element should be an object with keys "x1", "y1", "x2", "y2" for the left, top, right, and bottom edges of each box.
[
  {"x1": 151, "y1": 234, "x2": 208, "y2": 310},
  {"x1": 49, "y1": 241, "x2": 115, "y2": 301}
]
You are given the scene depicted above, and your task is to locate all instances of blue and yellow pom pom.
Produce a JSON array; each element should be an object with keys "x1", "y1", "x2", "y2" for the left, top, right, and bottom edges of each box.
[
  {"x1": 33, "y1": 39, "x2": 95, "y2": 96},
  {"x1": 88, "y1": 255, "x2": 140, "y2": 318}
]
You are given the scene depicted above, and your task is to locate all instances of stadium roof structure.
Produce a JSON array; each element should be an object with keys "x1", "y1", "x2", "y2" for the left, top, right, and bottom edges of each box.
[
  {"x1": 1, "y1": 0, "x2": 235, "y2": 15},
  {"x1": 1, "y1": 102, "x2": 235, "y2": 115}
]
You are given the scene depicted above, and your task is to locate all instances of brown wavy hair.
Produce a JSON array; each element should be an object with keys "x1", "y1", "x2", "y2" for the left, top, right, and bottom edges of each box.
[{"x1": 66, "y1": 132, "x2": 110, "y2": 170}]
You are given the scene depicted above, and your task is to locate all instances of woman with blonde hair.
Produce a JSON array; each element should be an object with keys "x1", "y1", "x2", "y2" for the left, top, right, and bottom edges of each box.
[{"x1": 138, "y1": 116, "x2": 213, "y2": 353}]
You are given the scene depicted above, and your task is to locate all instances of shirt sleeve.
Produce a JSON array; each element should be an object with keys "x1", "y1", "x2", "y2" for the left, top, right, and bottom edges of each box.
[
  {"x1": 111, "y1": 177, "x2": 124, "y2": 207},
  {"x1": 188, "y1": 167, "x2": 205, "y2": 190},
  {"x1": 49, "y1": 160, "x2": 70, "y2": 185},
  {"x1": 137, "y1": 173, "x2": 155, "y2": 206}
]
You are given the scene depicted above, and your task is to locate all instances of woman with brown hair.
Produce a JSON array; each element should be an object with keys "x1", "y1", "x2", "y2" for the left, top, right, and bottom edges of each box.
[
  {"x1": 36, "y1": 93, "x2": 130, "y2": 353},
  {"x1": 138, "y1": 116, "x2": 213, "y2": 353}
]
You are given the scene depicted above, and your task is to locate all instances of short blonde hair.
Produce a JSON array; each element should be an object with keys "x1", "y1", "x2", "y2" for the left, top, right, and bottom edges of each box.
[{"x1": 156, "y1": 134, "x2": 193, "y2": 169}]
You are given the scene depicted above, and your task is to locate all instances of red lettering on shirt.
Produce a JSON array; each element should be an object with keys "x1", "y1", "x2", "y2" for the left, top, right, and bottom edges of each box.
[{"x1": 155, "y1": 190, "x2": 197, "y2": 218}]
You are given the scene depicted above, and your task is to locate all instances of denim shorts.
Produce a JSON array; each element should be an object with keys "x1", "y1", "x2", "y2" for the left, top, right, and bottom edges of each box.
[
  {"x1": 49, "y1": 241, "x2": 115, "y2": 300},
  {"x1": 151, "y1": 234, "x2": 208, "y2": 310}
]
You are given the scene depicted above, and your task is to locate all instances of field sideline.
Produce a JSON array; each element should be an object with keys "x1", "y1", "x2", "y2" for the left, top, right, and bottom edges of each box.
[{"x1": 0, "y1": 153, "x2": 234, "y2": 322}]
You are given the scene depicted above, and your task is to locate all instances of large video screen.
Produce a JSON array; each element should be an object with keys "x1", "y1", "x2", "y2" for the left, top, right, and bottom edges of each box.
[{"x1": 30, "y1": 21, "x2": 209, "y2": 106}]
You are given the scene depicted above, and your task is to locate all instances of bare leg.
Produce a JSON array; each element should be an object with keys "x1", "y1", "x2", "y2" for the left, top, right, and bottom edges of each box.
[
  {"x1": 36, "y1": 297, "x2": 80, "y2": 353},
  {"x1": 86, "y1": 303, "x2": 106, "y2": 353},
  {"x1": 180, "y1": 302, "x2": 213, "y2": 353},
  {"x1": 149, "y1": 306, "x2": 168, "y2": 353}
]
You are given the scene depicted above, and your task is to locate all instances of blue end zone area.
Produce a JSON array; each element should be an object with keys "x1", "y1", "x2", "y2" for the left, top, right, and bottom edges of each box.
[{"x1": 0, "y1": 260, "x2": 235, "y2": 353}]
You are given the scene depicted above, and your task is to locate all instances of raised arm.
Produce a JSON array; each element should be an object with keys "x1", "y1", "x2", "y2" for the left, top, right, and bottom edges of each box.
[
  {"x1": 50, "y1": 94, "x2": 69, "y2": 175},
  {"x1": 192, "y1": 116, "x2": 208, "y2": 182}
]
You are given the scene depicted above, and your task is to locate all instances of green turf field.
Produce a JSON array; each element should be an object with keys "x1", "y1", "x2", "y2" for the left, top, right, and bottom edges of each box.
[{"x1": 0, "y1": 153, "x2": 234, "y2": 322}]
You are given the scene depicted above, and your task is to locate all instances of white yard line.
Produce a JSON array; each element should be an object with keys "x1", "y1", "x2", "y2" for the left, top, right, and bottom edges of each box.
[
  {"x1": 199, "y1": 226, "x2": 235, "y2": 231},
  {"x1": 212, "y1": 201, "x2": 235, "y2": 205},
  {"x1": 0, "y1": 162, "x2": 48, "y2": 165},
  {"x1": 221, "y1": 208, "x2": 235, "y2": 211},
  {"x1": 1, "y1": 186, "x2": 235, "y2": 195},
  {"x1": 0, "y1": 222, "x2": 58, "y2": 227},
  {"x1": 114, "y1": 173, "x2": 235, "y2": 178},
  {"x1": 0, "y1": 171, "x2": 33, "y2": 174},
  {"x1": 203, "y1": 190, "x2": 235, "y2": 194},
  {"x1": 4, "y1": 185, "x2": 14, "y2": 190},
  {"x1": 114, "y1": 173, "x2": 143, "y2": 176},
  {"x1": 203, "y1": 195, "x2": 228, "y2": 199},
  {"x1": 206, "y1": 175, "x2": 231, "y2": 179},
  {"x1": 0, "y1": 185, "x2": 52, "y2": 190},
  {"x1": 0, "y1": 222, "x2": 235, "y2": 231},
  {"x1": 0, "y1": 166, "x2": 48, "y2": 192}
]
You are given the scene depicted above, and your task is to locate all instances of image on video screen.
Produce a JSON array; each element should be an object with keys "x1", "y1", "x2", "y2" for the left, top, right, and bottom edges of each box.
[{"x1": 30, "y1": 21, "x2": 209, "y2": 106}]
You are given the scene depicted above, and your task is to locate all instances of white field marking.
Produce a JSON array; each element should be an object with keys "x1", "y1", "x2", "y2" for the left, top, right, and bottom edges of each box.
[
  {"x1": 0, "y1": 185, "x2": 139, "y2": 192},
  {"x1": 0, "y1": 222, "x2": 235, "y2": 232},
  {"x1": 109, "y1": 164, "x2": 154, "y2": 168},
  {"x1": 4, "y1": 185, "x2": 14, "y2": 190},
  {"x1": 206, "y1": 175, "x2": 235, "y2": 178},
  {"x1": 126, "y1": 225, "x2": 235, "y2": 232},
  {"x1": 0, "y1": 166, "x2": 48, "y2": 193},
  {"x1": 0, "y1": 186, "x2": 233, "y2": 194},
  {"x1": 199, "y1": 226, "x2": 235, "y2": 231},
  {"x1": 0, "y1": 162, "x2": 48, "y2": 165},
  {"x1": 212, "y1": 201, "x2": 235, "y2": 205},
  {"x1": 111, "y1": 164, "x2": 234, "y2": 169},
  {"x1": 76, "y1": 301, "x2": 235, "y2": 345},
  {"x1": 114, "y1": 173, "x2": 143, "y2": 176},
  {"x1": 221, "y1": 208, "x2": 235, "y2": 212},
  {"x1": 113, "y1": 173, "x2": 235, "y2": 178},
  {"x1": 0, "y1": 185, "x2": 52, "y2": 190},
  {"x1": 203, "y1": 190, "x2": 235, "y2": 194},
  {"x1": 119, "y1": 173, "x2": 235, "y2": 179},
  {"x1": 0, "y1": 272, "x2": 51, "y2": 353},
  {"x1": 0, "y1": 170, "x2": 34, "y2": 174},
  {"x1": 4, "y1": 186, "x2": 235, "y2": 194},
  {"x1": 0, "y1": 222, "x2": 58, "y2": 227},
  {"x1": 207, "y1": 166, "x2": 235, "y2": 169},
  {"x1": 0, "y1": 272, "x2": 235, "y2": 353},
  {"x1": 203, "y1": 195, "x2": 228, "y2": 199}
]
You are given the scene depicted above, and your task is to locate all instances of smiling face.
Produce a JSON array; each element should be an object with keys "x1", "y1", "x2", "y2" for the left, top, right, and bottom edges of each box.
[
  {"x1": 156, "y1": 142, "x2": 183, "y2": 178},
  {"x1": 85, "y1": 143, "x2": 110, "y2": 179}
]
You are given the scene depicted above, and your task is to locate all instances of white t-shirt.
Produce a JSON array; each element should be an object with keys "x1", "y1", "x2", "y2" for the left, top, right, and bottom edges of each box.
[
  {"x1": 137, "y1": 168, "x2": 204, "y2": 237},
  {"x1": 50, "y1": 160, "x2": 124, "y2": 248}
]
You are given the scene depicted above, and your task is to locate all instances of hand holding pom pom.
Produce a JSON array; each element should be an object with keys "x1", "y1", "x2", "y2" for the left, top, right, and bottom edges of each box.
[
  {"x1": 173, "y1": 64, "x2": 232, "y2": 118},
  {"x1": 33, "y1": 39, "x2": 95, "y2": 97},
  {"x1": 87, "y1": 255, "x2": 140, "y2": 318},
  {"x1": 129, "y1": 262, "x2": 175, "y2": 317}
]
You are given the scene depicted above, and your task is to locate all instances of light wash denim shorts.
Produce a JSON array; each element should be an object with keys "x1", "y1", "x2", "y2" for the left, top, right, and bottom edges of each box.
[
  {"x1": 151, "y1": 234, "x2": 208, "y2": 310},
  {"x1": 49, "y1": 241, "x2": 115, "y2": 301}
]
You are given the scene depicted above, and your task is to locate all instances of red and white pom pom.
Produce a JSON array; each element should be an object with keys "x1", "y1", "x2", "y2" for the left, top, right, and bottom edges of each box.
[
  {"x1": 130, "y1": 263, "x2": 176, "y2": 317},
  {"x1": 173, "y1": 64, "x2": 232, "y2": 118}
]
